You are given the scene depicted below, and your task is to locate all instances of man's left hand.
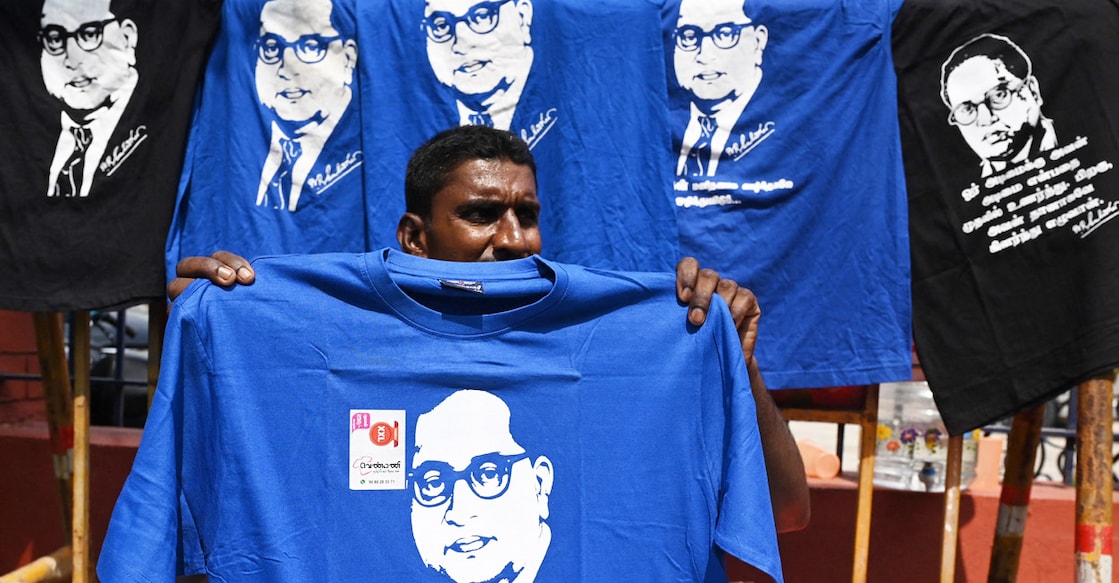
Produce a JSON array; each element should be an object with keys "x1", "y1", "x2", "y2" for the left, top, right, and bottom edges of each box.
[{"x1": 675, "y1": 257, "x2": 760, "y2": 362}]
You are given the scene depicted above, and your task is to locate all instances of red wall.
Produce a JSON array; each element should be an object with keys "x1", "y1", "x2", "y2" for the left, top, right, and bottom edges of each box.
[
  {"x1": 0, "y1": 311, "x2": 45, "y2": 424},
  {"x1": 0, "y1": 424, "x2": 138, "y2": 573}
]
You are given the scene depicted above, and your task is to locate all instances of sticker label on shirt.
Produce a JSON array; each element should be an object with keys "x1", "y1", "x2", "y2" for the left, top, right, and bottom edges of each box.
[{"x1": 349, "y1": 409, "x2": 406, "y2": 490}]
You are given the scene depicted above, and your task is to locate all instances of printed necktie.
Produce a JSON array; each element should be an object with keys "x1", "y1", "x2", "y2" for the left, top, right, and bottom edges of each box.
[
  {"x1": 469, "y1": 112, "x2": 495, "y2": 128},
  {"x1": 54, "y1": 126, "x2": 93, "y2": 197},
  {"x1": 268, "y1": 137, "x2": 303, "y2": 210},
  {"x1": 685, "y1": 115, "x2": 718, "y2": 178}
]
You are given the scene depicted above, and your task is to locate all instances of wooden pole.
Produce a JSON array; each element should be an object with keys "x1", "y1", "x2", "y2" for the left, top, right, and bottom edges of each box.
[
  {"x1": 147, "y1": 300, "x2": 167, "y2": 408},
  {"x1": 0, "y1": 546, "x2": 71, "y2": 583},
  {"x1": 1075, "y1": 373, "x2": 1114, "y2": 583},
  {"x1": 988, "y1": 404, "x2": 1045, "y2": 582},
  {"x1": 30, "y1": 312, "x2": 73, "y2": 534},
  {"x1": 851, "y1": 383, "x2": 879, "y2": 583},
  {"x1": 70, "y1": 311, "x2": 91, "y2": 583},
  {"x1": 939, "y1": 434, "x2": 963, "y2": 582}
]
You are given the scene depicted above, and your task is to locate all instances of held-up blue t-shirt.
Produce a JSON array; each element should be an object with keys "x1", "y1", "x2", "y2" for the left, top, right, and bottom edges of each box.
[{"x1": 98, "y1": 250, "x2": 783, "y2": 582}]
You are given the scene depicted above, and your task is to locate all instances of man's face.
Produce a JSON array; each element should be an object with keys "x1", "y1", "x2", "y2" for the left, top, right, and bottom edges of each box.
[
  {"x1": 417, "y1": 158, "x2": 542, "y2": 262},
  {"x1": 40, "y1": 0, "x2": 137, "y2": 114},
  {"x1": 255, "y1": 0, "x2": 355, "y2": 128},
  {"x1": 411, "y1": 391, "x2": 549, "y2": 582},
  {"x1": 424, "y1": 0, "x2": 532, "y2": 100},
  {"x1": 673, "y1": 0, "x2": 765, "y2": 105},
  {"x1": 945, "y1": 56, "x2": 1041, "y2": 163}
]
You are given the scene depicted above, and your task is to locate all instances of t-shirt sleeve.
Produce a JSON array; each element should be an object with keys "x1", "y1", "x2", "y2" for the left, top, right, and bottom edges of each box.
[
  {"x1": 710, "y1": 304, "x2": 784, "y2": 582},
  {"x1": 97, "y1": 299, "x2": 207, "y2": 580}
]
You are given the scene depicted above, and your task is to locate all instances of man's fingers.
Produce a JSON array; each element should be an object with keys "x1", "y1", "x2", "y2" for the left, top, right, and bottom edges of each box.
[
  {"x1": 174, "y1": 256, "x2": 233, "y2": 284},
  {"x1": 727, "y1": 288, "x2": 761, "y2": 359},
  {"x1": 210, "y1": 251, "x2": 255, "y2": 283},
  {"x1": 675, "y1": 256, "x2": 700, "y2": 303},
  {"x1": 168, "y1": 251, "x2": 255, "y2": 301},
  {"x1": 686, "y1": 268, "x2": 721, "y2": 326}
]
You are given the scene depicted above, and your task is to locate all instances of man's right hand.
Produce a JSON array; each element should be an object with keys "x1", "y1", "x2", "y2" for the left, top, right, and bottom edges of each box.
[{"x1": 167, "y1": 251, "x2": 255, "y2": 301}]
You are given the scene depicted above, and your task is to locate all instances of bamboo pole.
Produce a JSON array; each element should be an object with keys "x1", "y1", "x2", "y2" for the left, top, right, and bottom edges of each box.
[
  {"x1": 851, "y1": 384, "x2": 879, "y2": 583},
  {"x1": 70, "y1": 311, "x2": 91, "y2": 583},
  {"x1": 987, "y1": 404, "x2": 1045, "y2": 582},
  {"x1": 939, "y1": 434, "x2": 963, "y2": 582},
  {"x1": 0, "y1": 546, "x2": 71, "y2": 583},
  {"x1": 30, "y1": 313, "x2": 73, "y2": 534},
  {"x1": 1075, "y1": 373, "x2": 1114, "y2": 583},
  {"x1": 146, "y1": 300, "x2": 167, "y2": 408}
]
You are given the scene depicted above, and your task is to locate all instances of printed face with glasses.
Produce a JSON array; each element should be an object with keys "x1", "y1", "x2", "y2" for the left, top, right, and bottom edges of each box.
[
  {"x1": 423, "y1": 0, "x2": 533, "y2": 100},
  {"x1": 409, "y1": 390, "x2": 553, "y2": 583},
  {"x1": 39, "y1": 0, "x2": 138, "y2": 114},
  {"x1": 672, "y1": 0, "x2": 766, "y2": 106},
  {"x1": 943, "y1": 55, "x2": 1042, "y2": 164},
  {"x1": 254, "y1": 0, "x2": 356, "y2": 129}
]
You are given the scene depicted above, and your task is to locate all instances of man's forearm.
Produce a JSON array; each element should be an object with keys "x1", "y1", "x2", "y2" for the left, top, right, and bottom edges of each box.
[{"x1": 749, "y1": 358, "x2": 811, "y2": 533}]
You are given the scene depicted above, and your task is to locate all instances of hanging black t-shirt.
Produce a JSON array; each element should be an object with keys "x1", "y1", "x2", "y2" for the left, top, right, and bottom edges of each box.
[
  {"x1": 0, "y1": 0, "x2": 220, "y2": 310},
  {"x1": 894, "y1": 0, "x2": 1119, "y2": 433}
]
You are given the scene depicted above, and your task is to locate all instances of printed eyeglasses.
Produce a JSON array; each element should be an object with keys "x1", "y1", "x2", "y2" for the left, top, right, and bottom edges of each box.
[
  {"x1": 948, "y1": 80, "x2": 1025, "y2": 126},
  {"x1": 39, "y1": 19, "x2": 117, "y2": 55},
  {"x1": 674, "y1": 22, "x2": 752, "y2": 52},
  {"x1": 256, "y1": 33, "x2": 341, "y2": 65},
  {"x1": 423, "y1": 0, "x2": 515, "y2": 43},
  {"x1": 410, "y1": 452, "x2": 529, "y2": 507}
]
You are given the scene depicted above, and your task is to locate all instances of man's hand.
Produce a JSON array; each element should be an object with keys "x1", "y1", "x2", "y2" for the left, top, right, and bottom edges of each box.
[
  {"x1": 167, "y1": 251, "x2": 255, "y2": 301},
  {"x1": 675, "y1": 257, "x2": 761, "y2": 362}
]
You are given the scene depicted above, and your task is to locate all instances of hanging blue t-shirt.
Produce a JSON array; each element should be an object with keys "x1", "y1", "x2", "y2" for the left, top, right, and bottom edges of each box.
[
  {"x1": 355, "y1": 0, "x2": 682, "y2": 271},
  {"x1": 169, "y1": 0, "x2": 681, "y2": 276},
  {"x1": 664, "y1": 0, "x2": 913, "y2": 389},
  {"x1": 98, "y1": 250, "x2": 782, "y2": 583},
  {"x1": 165, "y1": 0, "x2": 370, "y2": 279}
]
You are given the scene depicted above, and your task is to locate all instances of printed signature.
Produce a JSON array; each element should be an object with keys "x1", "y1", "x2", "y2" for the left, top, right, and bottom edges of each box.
[
  {"x1": 520, "y1": 108, "x2": 557, "y2": 150},
  {"x1": 1074, "y1": 199, "x2": 1119, "y2": 239},
  {"x1": 308, "y1": 150, "x2": 363, "y2": 195},
  {"x1": 100, "y1": 125, "x2": 147, "y2": 176},
  {"x1": 725, "y1": 121, "x2": 775, "y2": 162}
]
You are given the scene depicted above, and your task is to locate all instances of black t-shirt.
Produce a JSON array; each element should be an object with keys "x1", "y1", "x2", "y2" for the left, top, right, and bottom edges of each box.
[
  {"x1": 0, "y1": 0, "x2": 220, "y2": 310},
  {"x1": 894, "y1": 0, "x2": 1119, "y2": 433}
]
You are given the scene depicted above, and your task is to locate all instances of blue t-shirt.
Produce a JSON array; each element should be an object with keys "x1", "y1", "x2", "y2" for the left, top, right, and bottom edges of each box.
[
  {"x1": 99, "y1": 250, "x2": 783, "y2": 582},
  {"x1": 167, "y1": 0, "x2": 681, "y2": 278},
  {"x1": 165, "y1": 0, "x2": 370, "y2": 279},
  {"x1": 664, "y1": 0, "x2": 913, "y2": 389}
]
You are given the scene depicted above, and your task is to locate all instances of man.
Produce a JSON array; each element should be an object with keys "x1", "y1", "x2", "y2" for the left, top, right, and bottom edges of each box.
[
  {"x1": 422, "y1": 0, "x2": 535, "y2": 134},
  {"x1": 411, "y1": 390, "x2": 553, "y2": 583},
  {"x1": 940, "y1": 33, "x2": 1056, "y2": 178},
  {"x1": 254, "y1": 0, "x2": 359, "y2": 212},
  {"x1": 172, "y1": 126, "x2": 810, "y2": 535},
  {"x1": 40, "y1": 0, "x2": 140, "y2": 198},
  {"x1": 673, "y1": 0, "x2": 769, "y2": 178}
]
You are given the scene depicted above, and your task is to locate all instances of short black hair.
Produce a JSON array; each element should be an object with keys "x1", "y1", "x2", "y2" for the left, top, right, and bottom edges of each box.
[
  {"x1": 404, "y1": 125, "x2": 537, "y2": 220},
  {"x1": 940, "y1": 33, "x2": 1032, "y2": 107}
]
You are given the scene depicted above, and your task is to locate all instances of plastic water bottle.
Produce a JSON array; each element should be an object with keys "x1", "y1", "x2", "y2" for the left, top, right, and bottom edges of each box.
[{"x1": 873, "y1": 381, "x2": 979, "y2": 492}]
